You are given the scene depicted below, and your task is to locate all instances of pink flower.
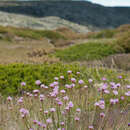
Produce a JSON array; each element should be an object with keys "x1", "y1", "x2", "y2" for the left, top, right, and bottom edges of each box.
[
  {"x1": 60, "y1": 90, "x2": 66, "y2": 94},
  {"x1": 71, "y1": 78, "x2": 76, "y2": 83},
  {"x1": 50, "y1": 108, "x2": 56, "y2": 112},
  {"x1": 7, "y1": 96, "x2": 12, "y2": 101},
  {"x1": 100, "y1": 112, "x2": 105, "y2": 118},
  {"x1": 65, "y1": 84, "x2": 71, "y2": 89},
  {"x1": 33, "y1": 89, "x2": 39, "y2": 94},
  {"x1": 39, "y1": 94, "x2": 45, "y2": 101},
  {"x1": 68, "y1": 101, "x2": 74, "y2": 108},
  {"x1": 89, "y1": 125, "x2": 94, "y2": 130},
  {"x1": 76, "y1": 72, "x2": 80, "y2": 75},
  {"x1": 126, "y1": 85, "x2": 130, "y2": 89},
  {"x1": 46, "y1": 118, "x2": 52, "y2": 124},
  {"x1": 76, "y1": 108, "x2": 81, "y2": 113},
  {"x1": 102, "y1": 77, "x2": 107, "y2": 81},
  {"x1": 42, "y1": 124, "x2": 46, "y2": 128},
  {"x1": 88, "y1": 79, "x2": 93, "y2": 83},
  {"x1": 63, "y1": 96, "x2": 69, "y2": 101},
  {"x1": 121, "y1": 96, "x2": 125, "y2": 100},
  {"x1": 33, "y1": 120, "x2": 38, "y2": 124},
  {"x1": 125, "y1": 91, "x2": 130, "y2": 96},
  {"x1": 113, "y1": 90, "x2": 118, "y2": 95},
  {"x1": 58, "y1": 101, "x2": 63, "y2": 106},
  {"x1": 21, "y1": 82, "x2": 26, "y2": 86},
  {"x1": 44, "y1": 110, "x2": 48, "y2": 114},
  {"x1": 20, "y1": 108, "x2": 29, "y2": 116},
  {"x1": 40, "y1": 84, "x2": 45, "y2": 88},
  {"x1": 118, "y1": 75, "x2": 122, "y2": 79},
  {"x1": 17, "y1": 97, "x2": 23, "y2": 104},
  {"x1": 60, "y1": 122, "x2": 65, "y2": 126},
  {"x1": 78, "y1": 80, "x2": 84, "y2": 85},
  {"x1": 75, "y1": 117, "x2": 80, "y2": 121},
  {"x1": 54, "y1": 77, "x2": 59, "y2": 81},
  {"x1": 104, "y1": 89, "x2": 110, "y2": 94},
  {"x1": 35, "y1": 80, "x2": 41, "y2": 85},
  {"x1": 67, "y1": 70, "x2": 72, "y2": 74},
  {"x1": 60, "y1": 76, "x2": 64, "y2": 79}
]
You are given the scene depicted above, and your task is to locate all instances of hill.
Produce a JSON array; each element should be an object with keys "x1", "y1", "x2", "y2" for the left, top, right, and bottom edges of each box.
[{"x1": 0, "y1": 1, "x2": 130, "y2": 29}]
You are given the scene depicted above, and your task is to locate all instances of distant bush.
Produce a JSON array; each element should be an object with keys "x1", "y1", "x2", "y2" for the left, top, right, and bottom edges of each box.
[
  {"x1": 0, "y1": 63, "x2": 125, "y2": 96},
  {"x1": 55, "y1": 42, "x2": 121, "y2": 62},
  {"x1": 0, "y1": 25, "x2": 66, "y2": 41},
  {"x1": 116, "y1": 31, "x2": 130, "y2": 53}
]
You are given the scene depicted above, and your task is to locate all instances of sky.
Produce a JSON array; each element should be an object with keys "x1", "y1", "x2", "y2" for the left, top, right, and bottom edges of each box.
[{"x1": 86, "y1": 0, "x2": 130, "y2": 6}]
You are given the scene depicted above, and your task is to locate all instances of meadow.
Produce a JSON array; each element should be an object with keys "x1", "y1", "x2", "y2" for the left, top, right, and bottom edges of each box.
[{"x1": 0, "y1": 24, "x2": 130, "y2": 130}]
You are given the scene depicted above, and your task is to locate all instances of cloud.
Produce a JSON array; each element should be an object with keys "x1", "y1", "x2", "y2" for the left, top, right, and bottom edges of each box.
[{"x1": 87, "y1": 0, "x2": 130, "y2": 6}]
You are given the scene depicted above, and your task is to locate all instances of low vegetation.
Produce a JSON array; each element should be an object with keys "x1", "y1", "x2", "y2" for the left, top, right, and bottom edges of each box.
[{"x1": 55, "y1": 42, "x2": 122, "y2": 62}]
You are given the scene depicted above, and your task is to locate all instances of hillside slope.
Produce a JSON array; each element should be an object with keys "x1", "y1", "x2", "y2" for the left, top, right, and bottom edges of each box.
[{"x1": 0, "y1": 1, "x2": 130, "y2": 29}]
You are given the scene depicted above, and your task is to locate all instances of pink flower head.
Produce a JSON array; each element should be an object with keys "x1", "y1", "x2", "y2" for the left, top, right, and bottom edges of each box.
[
  {"x1": 118, "y1": 75, "x2": 122, "y2": 79},
  {"x1": 58, "y1": 101, "x2": 63, "y2": 106},
  {"x1": 42, "y1": 124, "x2": 46, "y2": 128},
  {"x1": 33, "y1": 89, "x2": 39, "y2": 94},
  {"x1": 126, "y1": 85, "x2": 130, "y2": 89},
  {"x1": 35, "y1": 80, "x2": 41, "y2": 85},
  {"x1": 120, "y1": 96, "x2": 125, "y2": 100},
  {"x1": 125, "y1": 91, "x2": 130, "y2": 96},
  {"x1": 37, "y1": 121, "x2": 42, "y2": 127},
  {"x1": 104, "y1": 89, "x2": 110, "y2": 94},
  {"x1": 100, "y1": 83, "x2": 108, "y2": 91},
  {"x1": 60, "y1": 122, "x2": 65, "y2": 126},
  {"x1": 17, "y1": 97, "x2": 23, "y2": 104},
  {"x1": 50, "y1": 108, "x2": 56, "y2": 112},
  {"x1": 113, "y1": 90, "x2": 118, "y2": 95},
  {"x1": 33, "y1": 120, "x2": 38, "y2": 124},
  {"x1": 21, "y1": 82, "x2": 26, "y2": 86},
  {"x1": 110, "y1": 98, "x2": 119, "y2": 105},
  {"x1": 76, "y1": 108, "x2": 81, "y2": 113},
  {"x1": 39, "y1": 94, "x2": 45, "y2": 101},
  {"x1": 71, "y1": 78, "x2": 76, "y2": 83},
  {"x1": 116, "y1": 83, "x2": 121, "y2": 88},
  {"x1": 89, "y1": 126, "x2": 94, "y2": 130},
  {"x1": 76, "y1": 72, "x2": 80, "y2": 75},
  {"x1": 100, "y1": 112, "x2": 105, "y2": 118},
  {"x1": 40, "y1": 84, "x2": 45, "y2": 88},
  {"x1": 78, "y1": 80, "x2": 84, "y2": 85},
  {"x1": 68, "y1": 101, "x2": 74, "y2": 108},
  {"x1": 88, "y1": 79, "x2": 93, "y2": 83},
  {"x1": 60, "y1": 75, "x2": 64, "y2": 79},
  {"x1": 46, "y1": 118, "x2": 52, "y2": 124},
  {"x1": 67, "y1": 70, "x2": 72, "y2": 74},
  {"x1": 102, "y1": 77, "x2": 107, "y2": 81},
  {"x1": 63, "y1": 96, "x2": 69, "y2": 101},
  {"x1": 75, "y1": 117, "x2": 80, "y2": 121},
  {"x1": 60, "y1": 89, "x2": 66, "y2": 94},
  {"x1": 54, "y1": 77, "x2": 59, "y2": 81},
  {"x1": 20, "y1": 108, "x2": 29, "y2": 116},
  {"x1": 7, "y1": 96, "x2": 12, "y2": 102},
  {"x1": 65, "y1": 84, "x2": 71, "y2": 89},
  {"x1": 44, "y1": 110, "x2": 48, "y2": 114}
]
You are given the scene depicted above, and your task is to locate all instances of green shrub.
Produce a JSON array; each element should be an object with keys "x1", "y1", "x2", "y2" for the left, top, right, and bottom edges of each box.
[
  {"x1": 116, "y1": 31, "x2": 130, "y2": 53},
  {"x1": 55, "y1": 42, "x2": 121, "y2": 62},
  {"x1": 0, "y1": 63, "x2": 126, "y2": 96}
]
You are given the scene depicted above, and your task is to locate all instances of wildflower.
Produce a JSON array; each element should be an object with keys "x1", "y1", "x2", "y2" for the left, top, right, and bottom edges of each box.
[
  {"x1": 76, "y1": 108, "x2": 81, "y2": 113},
  {"x1": 76, "y1": 72, "x2": 80, "y2": 75},
  {"x1": 104, "y1": 89, "x2": 110, "y2": 94},
  {"x1": 17, "y1": 97, "x2": 23, "y2": 104},
  {"x1": 58, "y1": 101, "x2": 63, "y2": 106},
  {"x1": 68, "y1": 101, "x2": 74, "y2": 108},
  {"x1": 42, "y1": 124, "x2": 46, "y2": 128},
  {"x1": 84, "y1": 85, "x2": 88, "y2": 89},
  {"x1": 7, "y1": 96, "x2": 12, "y2": 102},
  {"x1": 78, "y1": 80, "x2": 84, "y2": 85},
  {"x1": 110, "y1": 98, "x2": 119, "y2": 105},
  {"x1": 102, "y1": 77, "x2": 107, "y2": 81},
  {"x1": 49, "y1": 83, "x2": 55, "y2": 88},
  {"x1": 89, "y1": 125, "x2": 94, "y2": 130},
  {"x1": 67, "y1": 70, "x2": 72, "y2": 74},
  {"x1": 40, "y1": 84, "x2": 45, "y2": 88},
  {"x1": 60, "y1": 122, "x2": 65, "y2": 126},
  {"x1": 128, "y1": 123, "x2": 130, "y2": 126},
  {"x1": 113, "y1": 90, "x2": 118, "y2": 95},
  {"x1": 35, "y1": 80, "x2": 41, "y2": 85},
  {"x1": 44, "y1": 110, "x2": 48, "y2": 114},
  {"x1": 50, "y1": 108, "x2": 56, "y2": 112},
  {"x1": 88, "y1": 79, "x2": 93, "y2": 83},
  {"x1": 121, "y1": 96, "x2": 125, "y2": 100},
  {"x1": 33, "y1": 89, "x2": 39, "y2": 94},
  {"x1": 100, "y1": 112, "x2": 105, "y2": 118},
  {"x1": 71, "y1": 78, "x2": 76, "y2": 83},
  {"x1": 46, "y1": 118, "x2": 52, "y2": 124},
  {"x1": 127, "y1": 85, "x2": 130, "y2": 89},
  {"x1": 54, "y1": 77, "x2": 59, "y2": 81},
  {"x1": 37, "y1": 122, "x2": 42, "y2": 127},
  {"x1": 20, "y1": 108, "x2": 29, "y2": 117},
  {"x1": 118, "y1": 75, "x2": 122, "y2": 79},
  {"x1": 21, "y1": 82, "x2": 26, "y2": 86},
  {"x1": 60, "y1": 89, "x2": 66, "y2": 94},
  {"x1": 65, "y1": 84, "x2": 71, "y2": 89},
  {"x1": 60, "y1": 75, "x2": 64, "y2": 79},
  {"x1": 75, "y1": 117, "x2": 80, "y2": 121},
  {"x1": 39, "y1": 94, "x2": 45, "y2": 101},
  {"x1": 125, "y1": 91, "x2": 130, "y2": 96},
  {"x1": 63, "y1": 96, "x2": 69, "y2": 101}
]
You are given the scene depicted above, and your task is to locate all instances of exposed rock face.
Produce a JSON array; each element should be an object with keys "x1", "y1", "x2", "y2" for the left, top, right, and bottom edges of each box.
[
  {"x1": 0, "y1": 11, "x2": 90, "y2": 33},
  {"x1": 0, "y1": 1, "x2": 130, "y2": 29}
]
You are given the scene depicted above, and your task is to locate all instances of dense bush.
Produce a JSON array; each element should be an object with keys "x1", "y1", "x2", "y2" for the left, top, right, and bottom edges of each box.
[
  {"x1": 55, "y1": 42, "x2": 121, "y2": 62},
  {"x1": 0, "y1": 25, "x2": 66, "y2": 41},
  {"x1": 116, "y1": 31, "x2": 130, "y2": 53},
  {"x1": 0, "y1": 63, "x2": 126, "y2": 96}
]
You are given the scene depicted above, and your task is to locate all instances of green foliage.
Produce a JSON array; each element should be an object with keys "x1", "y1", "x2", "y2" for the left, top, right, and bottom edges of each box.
[
  {"x1": 0, "y1": 25, "x2": 66, "y2": 41},
  {"x1": 55, "y1": 42, "x2": 121, "y2": 62},
  {"x1": 0, "y1": 63, "x2": 126, "y2": 96},
  {"x1": 116, "y1": 31, "x2": 130, "y2": 53}
]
